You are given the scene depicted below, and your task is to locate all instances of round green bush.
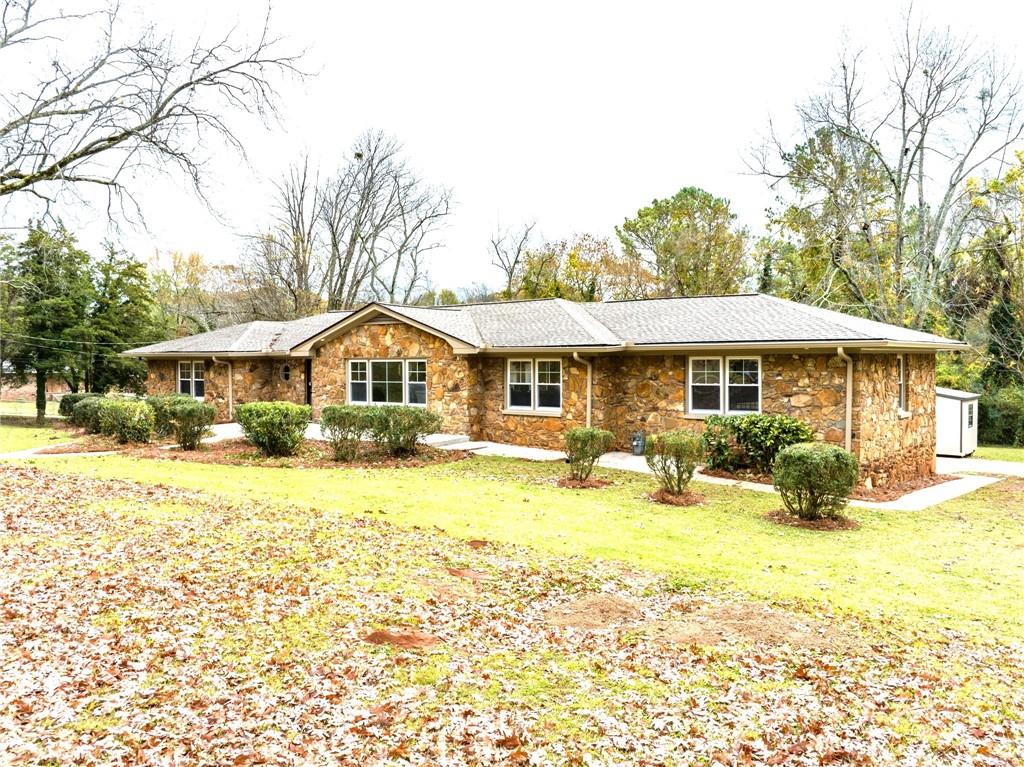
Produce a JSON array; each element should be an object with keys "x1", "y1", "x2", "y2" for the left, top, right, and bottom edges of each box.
[
  {"x1": 361, "y1": 405, "x2": 442, "y2": 457},
  {"x1": 147, "y1": 394, "x2": 198, "y2": 438},
  {"x1": 71, "y1": 397, "x2": 104, "y2": 433},
  {"x1": 702, "y1": 414, "x2": 814, "y2": 473},
  {"x1": 320, "y1": 404, "x2": 370, "y2": 461},
  {"x1": 773, "y1": 442, "x2": 859, "y2": 520},
  {"x1": 645, "y1": 429, "x2": 703, "y2": 495},
  {"x1": 169, "y1": 400, "x2": 216, "y2": 450},
  {"x1": 97, "y1": 398, "x2": 155, "y2": 444},
  {"x1": 564, "y1": 427, "x2": 614, "y2": 481},
  {"x1": 58, "y1": 392, "x2": 99, "y2": 419},
  {"x1": 236, "y1": 401, "x2": 311, "y2": 457}
]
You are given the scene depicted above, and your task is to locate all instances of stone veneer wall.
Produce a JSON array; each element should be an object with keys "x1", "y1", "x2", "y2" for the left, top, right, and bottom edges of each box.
[
  {"x1": 145, "y1": 357, "x2": 305, "y2": 423},
  {"x1": 852, "y1": 353, "x2": 936, "y2": 486},
  {"x1": 309, "y1": 322, "x2": 475, "y2": 435}
]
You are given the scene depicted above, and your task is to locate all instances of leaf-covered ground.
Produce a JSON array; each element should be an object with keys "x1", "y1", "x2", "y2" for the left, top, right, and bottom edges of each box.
[{"x1": 1, "y1": 465, "x2": 1022, "y2": 766}]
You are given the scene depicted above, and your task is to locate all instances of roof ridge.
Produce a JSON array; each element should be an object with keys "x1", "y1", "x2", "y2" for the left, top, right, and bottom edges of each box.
[{"x1": 554, "y1": 299, "x2": 621, "y2": 345}]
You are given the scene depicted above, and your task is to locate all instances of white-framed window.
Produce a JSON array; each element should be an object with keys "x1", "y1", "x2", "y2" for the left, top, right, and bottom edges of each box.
[
  {"x1": 687, "y1": 356, "x2": 761, "y2": 415},
  {"x1": 347, "y1": 359, "x2": 427, "y2": 407},
  {"x1": 178, "y1": 360, "x2": 205, "y2": 399},
  {"x1": 506, "y1": 359, "x2": 562, "y2": 413},
  {"x1": 967, "y1": 402, "x2": 974, "y2": 428},
  {"x1": 897, "y1": 355, "x2": 908, "y2": 412},
  {"x1": 280, "y1": 364, "x2": 292, "y2": 382}
]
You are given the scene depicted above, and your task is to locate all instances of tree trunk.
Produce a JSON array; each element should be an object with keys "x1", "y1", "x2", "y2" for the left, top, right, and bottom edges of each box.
[{"x1": 35, "y1": 370, "x2": 46, "y2": 425}]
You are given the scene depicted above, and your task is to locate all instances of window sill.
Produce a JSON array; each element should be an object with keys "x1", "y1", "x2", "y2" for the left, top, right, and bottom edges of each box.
[
  {"x1": 502, "y1": 408, "x2": 562, "y2": 418},
  {"x1": 685, "y1": 411, "x2": 762, "y2": 420}
]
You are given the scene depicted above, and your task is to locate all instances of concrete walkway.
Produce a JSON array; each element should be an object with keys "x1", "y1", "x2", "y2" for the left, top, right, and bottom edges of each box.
[
  {"x1": 937, "y1": 455, "x2": 1024, "y2": 478},
  {"x1": 436, "y1": 441, "x2": 1003, "y2": 511}
]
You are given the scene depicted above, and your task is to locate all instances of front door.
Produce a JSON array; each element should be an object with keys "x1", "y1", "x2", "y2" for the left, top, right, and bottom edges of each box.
[{"x1": 304, "y1": 359, "x2": 313, "y2": 406}]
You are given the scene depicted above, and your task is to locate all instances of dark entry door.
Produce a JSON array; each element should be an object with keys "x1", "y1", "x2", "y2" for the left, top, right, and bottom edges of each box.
[{"x1": 304, "y1": 359, "x2": 313, "y2": 406}]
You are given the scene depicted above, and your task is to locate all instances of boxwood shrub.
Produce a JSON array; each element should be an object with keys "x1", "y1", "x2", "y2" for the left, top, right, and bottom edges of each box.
[
  {"x1": 71, "y1": 397, "x2": 104, "y2": 433},
  {"x1": 58, "y1": 392, "x2": 99, "y2": 419},
  {"x1": 169, "y1": 400, "x2": 216, "y2": 450},
  {"x1": 147, "y1": 394, "x2": 197, "y2": 438},
  {"x1": 96, "y1": 398, "x2": 155, "y2": 444},
  {"x1": 363, "y1": 405, "x2": 442, "y2": 457},
  {"x1": 563, "y1": 427, "x2": 614, "y2": 481},
  {"x1": 320, "y1": 404, "x2": 367, "y2": 461},
  {"x1": 645, "y1": 429, "x2": 703, "y2": 495},
  {"x1": 773, "y1": 442, "x2": 859, "y2": 520},
  {"x1": 236, "y1": 401, "x2": 311, "y2": 456}
]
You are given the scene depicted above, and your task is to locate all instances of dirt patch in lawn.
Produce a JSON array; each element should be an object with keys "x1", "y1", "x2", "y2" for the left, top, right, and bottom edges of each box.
[
  {"x1": 544, "y1": 593, "x2": 642, "y2": 629},
  {"x1": 650, "y1": 602, "x2": 859, "y2": 651},
  {"x1": 446, "y1": 567, "x2": 489, "y2": 581},
  {"x1": 850, "y1": 473, "x2": 956, "y2": 501},
  {"x1": 556, "y1": 477, "x2": 611, "y2": 489},
  {"x1": 126, "y1": 438, "x2": 470, "y2": 469},
  {"x1": 648, "y1": 488, "x2": 706, "y2": 506},
  {"x1": 363, "y1": 629, "x2": 442, "y2": 650},
  {"x1": 765, "y1": 509, "x2": 860, "y2": 531}
]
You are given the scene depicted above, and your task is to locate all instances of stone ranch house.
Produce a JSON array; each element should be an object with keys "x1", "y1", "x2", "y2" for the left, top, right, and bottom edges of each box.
[{"x1": 126, "y1": 294, "x2": 964, "y2": 486}]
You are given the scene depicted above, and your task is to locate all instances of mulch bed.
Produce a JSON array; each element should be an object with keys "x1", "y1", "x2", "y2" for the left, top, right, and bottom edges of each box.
[
  {"x1": 556, "y1": 477, "x2": 612, "y2": 489},
  {"x1": 849, "y1": 473, "x2": 956, "y2": 501},
  {"x1": 765, "y1": 508, "x2": 860, "y2": 531},
  {"x1": 648, "y1": 488, "x2": 706, "y2": 506},
  {"x1": 701, "y1": 467, "x2": 774, "y2": 485},
  {"x1": 125, "y1": 437, "x2": 470, "y2": 470}
]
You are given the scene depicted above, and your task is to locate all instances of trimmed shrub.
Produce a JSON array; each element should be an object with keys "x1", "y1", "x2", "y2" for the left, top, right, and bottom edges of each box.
[
  {"x1": 701, "y1": 415, "x2": 738, "y2": 471},
  {"x1": 773, "y1": 442, "x2": 859, "y2": 520},
  {"x1": 979, "y1": 386, "x2": 1024, "y2": 447},
  {"x1": 169, "y1": 400, "x2": 216, "y2": 450},
  {"x1": 97, "y1": 398, "x2": 155, "y2": 444},
  {"x1": 58, "y1": 392, "x2": 99, "y2": 419},
  {"x1": 730, "y1": 414, "x2": 814, "y2": 473},
  {"x1": 363, "y1": 405, "x2": 442, "y2": 457},
  {"x1": 148, "y1": 394, "x2": 197, "y2": 438},
  {"x1": 320, "y1": 404, "x2": 368, "y2": 461},
  {"x1": 563, "y1": 427, "x2": 614, "y2": 481},
  {"x1": 236, "y1": 401, "x2": 311, "y2": 456},
  {"x1": 700, "y1": 413, "x2": 814, "y2": 473},
  {"x1": 645, "y1": 430, "x2": 703, "y2": 495},
  {"x1": 71, "y1": 397, "x2": 104, "y2": 433}
]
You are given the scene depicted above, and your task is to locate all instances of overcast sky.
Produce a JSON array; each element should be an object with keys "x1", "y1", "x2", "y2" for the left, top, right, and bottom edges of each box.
[{"x1": 8, "y1": 0, "x2": 1024, "y2": 294}]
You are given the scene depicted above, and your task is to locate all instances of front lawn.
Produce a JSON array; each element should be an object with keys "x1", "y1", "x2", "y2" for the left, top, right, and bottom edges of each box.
[
  {"x1": 0, "y1": 400, "x2": 60, "y2": 417},
  {"x1": 974, "y1": 444, "x2": 1024, "y2": 462},
  {"x1": 0, "y1": 420, "x2": 76, "y2": 453},
  {"x1": 1, "y1": 463, "x2": 1021, "y2": 765},
  {"x1": 20, "y1": 451, "x2": 1024, "y2": 639}
]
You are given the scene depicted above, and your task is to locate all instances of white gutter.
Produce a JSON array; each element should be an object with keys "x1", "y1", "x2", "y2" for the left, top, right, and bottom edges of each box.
[
  {"x1": 211, "y1": 356, "x2": 233, "y2": 419},
  {"x1": 836, "y1": 347, "x2": 853, "y2": 452},
  {"x1": 572, "y1": 352, "x2": 593, "y2": 427}
]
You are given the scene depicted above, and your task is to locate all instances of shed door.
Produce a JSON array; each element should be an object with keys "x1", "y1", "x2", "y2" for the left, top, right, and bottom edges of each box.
[{"x1": 962, "y1": 400, "x2": 978, "y2": 455}]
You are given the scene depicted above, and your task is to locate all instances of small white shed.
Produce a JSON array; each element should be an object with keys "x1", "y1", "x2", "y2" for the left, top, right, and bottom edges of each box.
[{"x1": 935, "y1": 387, "x2": 980, "y2": 457}]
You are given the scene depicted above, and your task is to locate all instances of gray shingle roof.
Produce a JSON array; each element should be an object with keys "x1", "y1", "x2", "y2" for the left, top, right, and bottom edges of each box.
[{"x1": 125, "y1": 295, "x2": 963, "y2": 356}]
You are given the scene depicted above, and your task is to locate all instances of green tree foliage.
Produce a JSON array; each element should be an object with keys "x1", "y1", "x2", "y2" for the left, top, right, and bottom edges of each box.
[
  {"x1": 510, "y1": 234, "x2": 615, "y2": 301},
  {"x1": 1, "y1": 224, "x2": 93, "y2": 422},
  {"x1": 613, "y1": 187, "x2": 751, "y2": 298}
]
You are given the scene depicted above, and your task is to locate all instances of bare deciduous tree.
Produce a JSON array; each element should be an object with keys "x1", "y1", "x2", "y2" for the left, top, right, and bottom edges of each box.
[
  {"x1": 754, "y1": 14, "x2": 1024, "y2": 327},
  {"x1": 0, "y1": 0, "x2": 302, "y2": 214},
  {"x1": 489, "y1": 222, "x2": 535, "y2": 298}
]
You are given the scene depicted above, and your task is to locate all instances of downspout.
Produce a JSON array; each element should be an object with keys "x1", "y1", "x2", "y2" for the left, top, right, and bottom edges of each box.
[
  {"x1": 572, "y1": 352, "x2": 593, "y2": 427},
  {"x1": 211, "y1": 356, "x2": 233, "y2": 421},
  {"x1": 836, "y1": 347, "x2": 853, "y2": 452}
]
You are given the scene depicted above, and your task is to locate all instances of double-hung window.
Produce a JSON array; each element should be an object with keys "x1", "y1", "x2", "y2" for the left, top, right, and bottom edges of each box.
[
  {"x1": 506, "y1": 359, "x2": 562, "y2": 413},
  {"x1": 348, "y1": 359, "x2": 427, "y2": 406},
  {"x1": 688, "y1": 356, "x2": 760, "y2": 415},
  {"x1": 178, "y1": 361, "x2": 205, "y2": 399}
]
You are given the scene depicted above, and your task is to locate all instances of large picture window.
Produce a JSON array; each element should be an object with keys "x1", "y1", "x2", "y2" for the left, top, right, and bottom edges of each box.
[
  {"x1": 688, "y1": 356, "x2": 760, "y2": 415},
  {"x1": 178, "y1": 361, "x2": 205, "y2": 399},
  {"x1": 506, "y1": 359, "x2": 562, "y2": 413},
  {"x1": 348, "y1": 359, "x2": 427, "y2": 407}
]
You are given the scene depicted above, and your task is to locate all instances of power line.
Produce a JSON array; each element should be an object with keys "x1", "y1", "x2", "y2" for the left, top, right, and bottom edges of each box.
[{"x1": 4, "y1": 332, "x2": 154, "y2": 347}]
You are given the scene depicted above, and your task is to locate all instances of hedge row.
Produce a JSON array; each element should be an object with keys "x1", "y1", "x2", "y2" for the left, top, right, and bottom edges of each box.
[{"x1": 320, "y1": 404, "x2": 442, "y2": 460}]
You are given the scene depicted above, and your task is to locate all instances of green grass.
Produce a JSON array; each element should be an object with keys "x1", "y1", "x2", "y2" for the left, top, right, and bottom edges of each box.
[
  {"x1": 974, "y1": 444, "x2": 1024, "y2": 462},
  {"x1": 0, "y1": 400, "x2": 60, "y2": 417},
  {"x1": 0, "y1": 422, "x2": 75, "y2": 453},
  {"x1": 18, "y1": 452, "x2": 1024, "y2": 639}
]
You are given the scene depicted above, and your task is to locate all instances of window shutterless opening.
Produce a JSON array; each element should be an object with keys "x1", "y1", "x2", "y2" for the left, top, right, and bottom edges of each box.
[
  {"x1": 178, "y1": 361, "x2": 205, "y2": 399},
  {"x1": 347, "y1": 359, "x2": 427, "y2": 407},
  {"x1": 687, "y1": 356, "x2": 761, "y2": 415},
  {"x1": 506, "y1": 359, "x2": 562, "y2": 413}
]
